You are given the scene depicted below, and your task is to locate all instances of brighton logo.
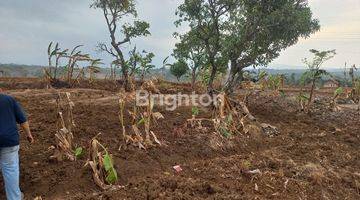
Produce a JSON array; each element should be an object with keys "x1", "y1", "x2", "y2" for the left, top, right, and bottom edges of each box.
[{"x1": 136, "y1": 90, "x2": 222, "y2": 111}]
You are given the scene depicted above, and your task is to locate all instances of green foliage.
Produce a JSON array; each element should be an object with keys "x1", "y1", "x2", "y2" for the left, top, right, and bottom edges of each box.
[
  {"x1": 258, "y1": 70, "x2": 268, "y2": 82},
  {"x1": 122, "y1": 21, "x2": 150, "y2": 39},
  {"x1": 225, "y1": 114, "x2": 233, "y2": 124},
  {"x1": 127, "y1": 47, "x2": 142, "y2": 75},
  {"x1": 242, "y1": 160, "x2": 252, "y2": 169},
  {"x1": 175, "y1": 0, "x2": 229, "y2": 89},
  {"x1": 48, "y1": 42, "x2": 60, "y2": 57},
  {"x1": 267, "y1": 75, "x2": 282, "y2": 90},
  {"x1": 290, "y1": 73, "x2": 297, "y2": 85},
  {"x1": 199, "y1": 67, "x2": 211, "y2": 86},
  {"x1": 191, "y1": 106, "x2": 199, "y2": 116},
  {"x1": 352, "y1": 79, "x2": 360, "y2": 101},
  {"x1": 137, "y1": 117, "x2": 145, "y2": 125},
  {"x1": 297, "y1": 93, "x2": 310, "y2": 102},
  {"x1": 279, "y1": 90, "x2": 286, "y2": 98},
  {"x1": 175, "y1": 0, "x2": 320, "y2": 92},
  {"x1": 162, "y1": 56, "x2": 170, "y2": 66},
  {"x1": 88, "y1": 59, "x2": 103, "y2": 75},
  {"x1": 91, "y1": 0, "x2": 149, "y2": 42},
  {"x1": 334, "y1": 87, "x2": 344, "y2": 96},
  {"x1": 349, "y1": 65, "x2": 358, "y2": 86},
  {"x1": 299, "y1": 71, "x2": 311, "y2": 86},
  {"x1": 173, "y1": 31, "x2": 206, "y2": 86},
  {"x1": 127, "y1": 47, "x2": 155, "y2": 80},
  {"x1": 91, "y1": 0, "x2": 150, "y2": 90},
  {"x1": 103, "y1": 153, "x2": 118, "y2": 184},
  {"x1": 242, "y1": 71, "x2": 255, "y2": 81},
  {"x1": 224, "y1": 1, "x2": 320, "y2": 66},
  {"x1": 91, "y1": 0, "x2": 135, "y2": 15},
  {"x1": 303, "y1": 49, "x2": 336, "y2": 72},
  {"x1": 219, "y1": 126, "x2": 232, "y2": 138},
  {"x1": 198, "y1": 66, "x2": 226, "y2": 87},
  {"x1": 218, "y1": 114, "x2": 234, "y2": 138},
  {"x1": 74, "y1": 147, "x2": 84, "y2": 159},
  {"x1": 301, "y1": 49, "x2": 336, "y2": 87},
  {"x1": 354, "y1": 80, "x2": 360, "y2": 97},
  {"x1": 170, "y1": 60, "x2": 189, "y2": 81},
  {"x1": 139, "y1": 51, "x2": 155, "y2": 78}
]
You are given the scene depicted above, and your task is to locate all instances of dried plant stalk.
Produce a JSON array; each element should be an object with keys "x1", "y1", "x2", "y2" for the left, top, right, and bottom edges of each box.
[
  {"x1": 87, "y1": 139, "x2": 110, "y2": 190},
  {"x1": 86, "y1": 135, "x2": 118, "y2": 190},
  {"x1": 189, "y1": 93, "x2": 278, "y2": 138},
  {"x1": 118, "y1": 98, "x2": 126, "y2": 139},
  {"x1": 51, "y1": 92, "x2": 76, "y2": 161},
  {"x1": 119, "y1": 81, "x2": 163, "y2": 149}
]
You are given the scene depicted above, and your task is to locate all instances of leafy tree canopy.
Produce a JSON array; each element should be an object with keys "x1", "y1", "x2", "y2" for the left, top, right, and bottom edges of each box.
[
  {"x1": 170, "y1": 60, "x2": 189, "y2": 81},
  {"x1": 175, "y1": 0, "x2": 320, "y2": 92}
]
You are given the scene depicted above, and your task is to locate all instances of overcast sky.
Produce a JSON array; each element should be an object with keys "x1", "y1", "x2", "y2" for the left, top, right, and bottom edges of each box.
[{"x1": 0, "y1": 0, "x2": 359, "y2": 69}]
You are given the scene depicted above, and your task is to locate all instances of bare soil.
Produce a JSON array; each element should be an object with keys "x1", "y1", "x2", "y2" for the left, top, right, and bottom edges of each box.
[{"x1": 0, "y1": 78, "x2": 359, "y2": 200}]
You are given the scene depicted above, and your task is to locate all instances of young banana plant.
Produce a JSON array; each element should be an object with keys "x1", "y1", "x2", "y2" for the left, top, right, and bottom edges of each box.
[{"x1": 86, "y1": 134, "x2": 118, "y2": 190}]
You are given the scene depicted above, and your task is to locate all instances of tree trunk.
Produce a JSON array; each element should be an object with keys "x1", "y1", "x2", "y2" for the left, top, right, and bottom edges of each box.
[
  {"x1": 122, "y1": 68, "x2": 131, "y2": 92},
  {"x1": 140, "y1": 71, "x2": 145, "y2": 83},
  {"x1": 54, "y1": 56, "x2": 61, "y2": 80},
  {"x1": 48, "y1": 57, "x2": 52, "y2": 79},
  {"x1": 191, "y1": 69, "x2": 197, "y2": 91},
  {"x1": 111, "y1": 38, "x2": 132, "y2": 91},
  {"x1": 67, "y1": 58, "x2": 75, "y2": 85},
  {"x1": 308, "y1": 79, "x2": 316, "y2": 107},
  {"x1": 224, "y1": 60, "x2": 245, "y2": 94},
  {"x1": 140, "y1": 65, "x2": 147, "y2": 83},
  {"x1": 112, "y1": 65, "x2": 117, "y2": 81},
  {"x1": 110, "y1": 64, "x2": 114, "y2": 81},
  {"x1": 54, "y1": 67, "x2": 58, "y2": 80},
  {"x1": 207, "y1": 60, "x2": 217, "y2": 95}
]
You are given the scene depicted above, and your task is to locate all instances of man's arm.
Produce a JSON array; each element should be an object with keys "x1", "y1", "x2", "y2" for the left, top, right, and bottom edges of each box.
[
  {"x1": 20, "y1": 121, "x2": 34, "y2": 144},
  {"x1": 12, "y1": 97, "x2": 34, "y2": 144}
]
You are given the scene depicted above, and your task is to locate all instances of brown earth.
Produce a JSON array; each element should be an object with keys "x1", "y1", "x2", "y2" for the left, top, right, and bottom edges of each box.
[{"x1": 0, "y1": 78, "x2": 359, "y2": 200}]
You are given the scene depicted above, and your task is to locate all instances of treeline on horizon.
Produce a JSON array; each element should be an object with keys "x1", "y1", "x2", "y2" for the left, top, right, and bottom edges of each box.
[{"x1": 1, "y1": 63, "x2": 359, "y2": 87}]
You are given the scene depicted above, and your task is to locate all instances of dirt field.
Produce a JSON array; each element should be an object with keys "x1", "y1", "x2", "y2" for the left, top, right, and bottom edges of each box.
[{"x1": 0, "y1": 78, "x2": 359, "y2": 199}]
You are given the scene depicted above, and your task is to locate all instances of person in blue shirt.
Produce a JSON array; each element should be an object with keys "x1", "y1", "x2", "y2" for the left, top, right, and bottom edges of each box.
[{"x1": 0, "y1": 89, "x2": 34, "y2": 200}]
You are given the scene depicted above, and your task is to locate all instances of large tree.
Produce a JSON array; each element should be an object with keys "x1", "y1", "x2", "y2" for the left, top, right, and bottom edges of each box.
[
  {"x1": 176, "y1": 0, "x2": 320, "y2": 94},
  {"x1": 223, "y1": 0, "x2": 320, "y2": 93},
  {"x1": 175, "y1": 0, "x2": 230, "y2": 93},
  {"x1": 173, "y1": 31, "x2": 206, "y2": 90},
  {"x1": 91, "y1": 0, "x2": 150, "y2": 91}
]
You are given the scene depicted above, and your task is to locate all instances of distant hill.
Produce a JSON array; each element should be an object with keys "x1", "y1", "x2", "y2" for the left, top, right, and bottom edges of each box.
[
  {"x1": 264, "y1": 68, "x2": 359, "y2": 80},
  {"x1": 0, "y1": 63, "x2": 44, "y2": 77},
  {"x1": 0, "y1": 63, "x2": 178, "y2": 81},
  {"x1": 0, "y1": 63, "x2": 358, "y2": 83}
]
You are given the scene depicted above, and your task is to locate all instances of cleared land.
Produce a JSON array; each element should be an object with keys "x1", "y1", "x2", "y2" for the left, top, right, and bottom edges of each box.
[{"x1": 0, "y1": 78, "x2": 359, "y2": 199}]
